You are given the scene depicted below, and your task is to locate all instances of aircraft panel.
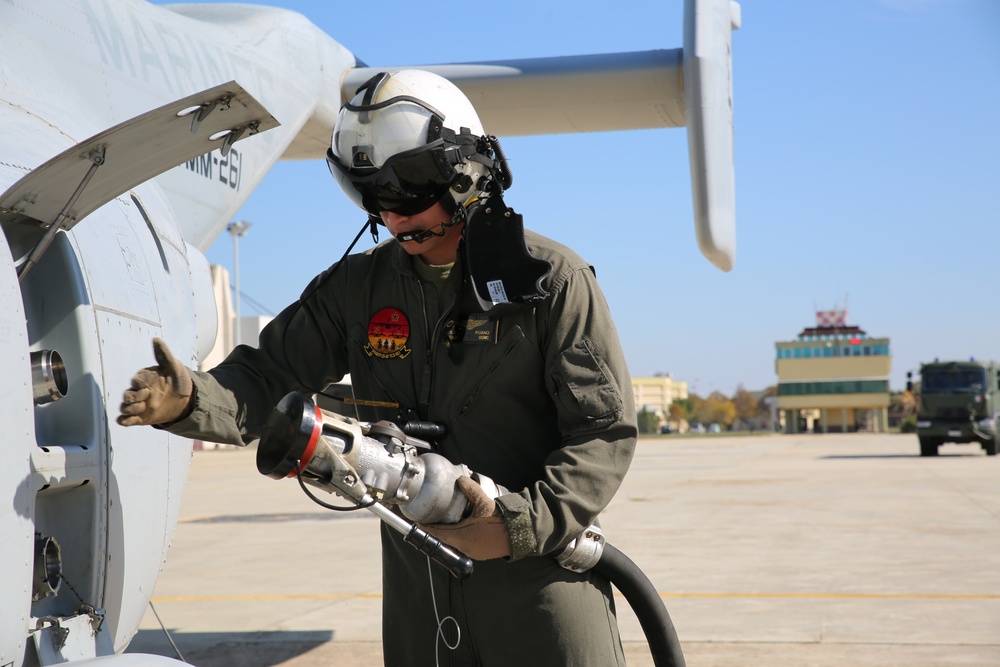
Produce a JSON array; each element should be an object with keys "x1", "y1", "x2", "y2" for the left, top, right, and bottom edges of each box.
[
  {"x1": 68, "y1": 207, "x2": 161, "y2": 327},
  {"x1": 20, "y1": 221, "x2": 113, "y2": 652},
  {"x1": 96, "y1": 334, "x2": 190, "y2": 651},
  {"x1": 0, "y1": 82, "x2": 278, "y2": 233},
  {"x1": 0, "y1": 207, "x2": 35, "y2": 667}
]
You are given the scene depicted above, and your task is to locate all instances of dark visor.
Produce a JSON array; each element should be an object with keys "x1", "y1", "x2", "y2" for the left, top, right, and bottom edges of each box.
[{"x1": 327, "y1": 139, "x2": 458, "y2": 216}]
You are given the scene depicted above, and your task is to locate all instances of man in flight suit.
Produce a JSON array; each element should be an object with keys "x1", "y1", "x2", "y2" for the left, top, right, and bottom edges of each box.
[{"x1": 119, "y1": 69, "x2": 637, "y2": 666}]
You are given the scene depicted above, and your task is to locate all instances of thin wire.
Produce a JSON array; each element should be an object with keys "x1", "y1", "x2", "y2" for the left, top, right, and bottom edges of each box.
[
  {"x1": 58, "y1": 573, "x2": 85, "y2": 605},
  {"x1": 149, "y1": 600, "x2": 188, "y2": 663},
  {"x1": 230, "y1": 287, "x2": 276, "y2": 316},
  {"x1": 294, "y1": 461, "x2": 376, "y2": 512},
  {"x1": 426, "y1": 556, "x2": 460, "y2": 666},
  {"x1": 280, "y1": 217, "x2": 377, "y2": 394}
]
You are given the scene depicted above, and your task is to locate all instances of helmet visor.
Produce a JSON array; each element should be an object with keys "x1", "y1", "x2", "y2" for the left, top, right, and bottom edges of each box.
[{"x1": 327, "y1": 140, "x2": 457, "y2": 216}]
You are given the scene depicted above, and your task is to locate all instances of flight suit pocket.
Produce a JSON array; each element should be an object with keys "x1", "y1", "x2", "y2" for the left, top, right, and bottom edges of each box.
[
  {"x1": 552, "y1": 339, "x2": 623, "y2": 435},
  {"x1": 456, "y1": 325, "x2": 529, "y2": 417}
]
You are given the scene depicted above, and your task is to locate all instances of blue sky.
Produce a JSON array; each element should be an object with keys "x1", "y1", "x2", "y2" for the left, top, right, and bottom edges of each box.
[{"x1": 155, "y1": 0, "x2": 1000, "y2": 396}]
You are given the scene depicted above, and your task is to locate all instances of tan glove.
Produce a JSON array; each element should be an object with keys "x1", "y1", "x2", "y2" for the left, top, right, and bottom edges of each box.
[
  {"x1": 117, "y1": 338, "x2": 194, "y2": 427},
  {"x1": 421, "y1": 476, "x2": 512, "y2": 561}
]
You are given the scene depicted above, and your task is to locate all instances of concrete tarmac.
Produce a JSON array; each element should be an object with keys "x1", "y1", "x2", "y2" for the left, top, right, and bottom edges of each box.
[{"x1": 126, "y1": 433, "x2": 1000, "y2": 666}]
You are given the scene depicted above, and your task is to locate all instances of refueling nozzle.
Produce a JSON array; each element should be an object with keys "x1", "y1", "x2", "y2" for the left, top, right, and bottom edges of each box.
[
  {"x1": 257, "y1": 391, "x2": 602, "y2": 579},
  {"x1": 258, "y1": 392, "x2": 484, "y2": 578},
  {"x1": 257, "y1": 392, "x2": 477, "y2": 524}
]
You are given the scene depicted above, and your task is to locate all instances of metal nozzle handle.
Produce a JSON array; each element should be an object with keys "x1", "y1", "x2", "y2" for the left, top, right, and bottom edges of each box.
[
  {"x1": 403, "y1": 525, "x2": 475, "y2": 580},
  {"x1": 366, "y1": 498, "x2": 474, "y2": 579}
]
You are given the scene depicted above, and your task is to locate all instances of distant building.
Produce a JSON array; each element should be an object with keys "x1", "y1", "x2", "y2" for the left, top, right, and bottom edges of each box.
[
  {"x1": 774, "y1": 309, "x2": 891, "y2": 433},
  {"x1": 196, "y1": 265, "x2": 275, "y2": 449},
  {"x1": 200, "y1": 264, "x2": 237, "y2": 372},
  {"x1": 632, "y1": 373, "x2": 689, "y2": 425},
  {"x1": 201, "y1": 265, "x2": 274, "y2": 371}
]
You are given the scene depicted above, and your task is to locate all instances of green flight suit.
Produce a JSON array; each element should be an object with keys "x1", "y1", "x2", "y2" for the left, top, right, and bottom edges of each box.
[{"x1": 166, "y1": 228, "x2": 637, "y2": 665}]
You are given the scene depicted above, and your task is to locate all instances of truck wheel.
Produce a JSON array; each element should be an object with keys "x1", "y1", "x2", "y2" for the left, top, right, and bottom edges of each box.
[
  {"x1": 919, "y1": 437, "x2": 939, "y2": 457},
  {"x1": 984, "y1": 439, "x2": 998, "y2": 456}
]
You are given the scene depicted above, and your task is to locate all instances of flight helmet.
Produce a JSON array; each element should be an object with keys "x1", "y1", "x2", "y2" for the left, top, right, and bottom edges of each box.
[{"x1": 327, "y1": 69, "x2": 506, "y2": 218}]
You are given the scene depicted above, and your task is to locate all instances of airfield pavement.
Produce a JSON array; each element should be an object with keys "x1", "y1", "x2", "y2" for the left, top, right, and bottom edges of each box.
[{"x1": 126, "y1": 432, "x2": 1000, "y2": 667}]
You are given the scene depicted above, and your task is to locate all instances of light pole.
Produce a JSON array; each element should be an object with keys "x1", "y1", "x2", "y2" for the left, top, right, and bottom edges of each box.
[{"x1": 226, "y1": 220, "x2": 251, "y2": 348}]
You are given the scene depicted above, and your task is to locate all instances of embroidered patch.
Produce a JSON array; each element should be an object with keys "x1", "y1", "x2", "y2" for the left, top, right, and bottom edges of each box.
[
  {"x1": 446, "y1": 314, "x2": 499, "y2": 344},
  {"x1": 365, "y1": 307, "x2": 412, "y2": 359}
]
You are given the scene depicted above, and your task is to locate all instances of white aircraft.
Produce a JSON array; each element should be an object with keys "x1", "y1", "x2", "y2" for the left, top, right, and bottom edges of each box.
[{"x1": 0, "y1": 0, "x2": 739, "y2": 664}]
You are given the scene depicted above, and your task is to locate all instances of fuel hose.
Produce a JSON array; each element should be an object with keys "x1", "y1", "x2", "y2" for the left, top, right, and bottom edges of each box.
[{"x1": 593, "y1": 543, "x2": 686, "y2": 667}]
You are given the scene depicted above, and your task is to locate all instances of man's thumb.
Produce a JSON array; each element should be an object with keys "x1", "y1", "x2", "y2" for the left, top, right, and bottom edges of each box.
[
  {"x1": 152, "y1": 337, "x2": 177, "y2": 370},
  {"x1": 151, "y1": 338, "x2": 191, "y2": 394}
]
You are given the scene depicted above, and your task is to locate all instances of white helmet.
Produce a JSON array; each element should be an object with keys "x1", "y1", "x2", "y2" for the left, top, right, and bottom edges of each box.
[{"x1": 327, "y1": 69, "x2": 504, "y2": 217}]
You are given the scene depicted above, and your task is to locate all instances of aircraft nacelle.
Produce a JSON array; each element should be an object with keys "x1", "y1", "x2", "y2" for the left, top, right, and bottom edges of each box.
[
  {"x1": 0, "y1": 128, "x2": 198, "y2": 667},
  {"x1": 0, "y1": 80, "x2": 277, "y2": 665}
]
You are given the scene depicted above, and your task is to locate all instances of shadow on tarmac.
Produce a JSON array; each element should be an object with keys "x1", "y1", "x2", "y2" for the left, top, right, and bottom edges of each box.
[
  {"x1": 821, "y1": 453, "x2": 986, "y2": 459},
  {"x1": 126, "y1": 629, "x2": 334, "y2": 666}
]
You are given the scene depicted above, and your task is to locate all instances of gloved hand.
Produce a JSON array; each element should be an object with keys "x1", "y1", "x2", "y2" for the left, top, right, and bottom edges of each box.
[
  {"x1": 421, "y1": 476, "x2": 512, "y2": 561},
  {"x1": 117, "y1": 338, "x2": 194, "y2": 427}
]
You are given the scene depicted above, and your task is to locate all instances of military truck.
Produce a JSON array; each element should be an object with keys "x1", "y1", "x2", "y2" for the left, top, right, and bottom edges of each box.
[{"x1": 911, "y1": 360, "x2": 999, "y2": 457}]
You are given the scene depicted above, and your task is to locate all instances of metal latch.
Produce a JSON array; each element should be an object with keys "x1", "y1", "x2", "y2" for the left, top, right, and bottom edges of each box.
[{"x1": 35, "y1": 616, "x2": 69, "y2": 651}]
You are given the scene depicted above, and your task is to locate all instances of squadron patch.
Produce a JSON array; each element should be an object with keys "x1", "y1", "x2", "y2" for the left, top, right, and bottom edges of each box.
[{"x1": 365, "y1": 307, "x2": 412, "y2": 359}]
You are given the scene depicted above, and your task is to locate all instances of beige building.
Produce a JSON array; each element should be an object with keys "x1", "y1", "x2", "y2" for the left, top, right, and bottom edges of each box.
[
  {"x1": 632, "y1": 374, "x2": 689, "y2": 424},
  {"x1": 775, "y1": 310, "x2": 891, "y2": 433},
  {"x1": 196, "y1": 265, "x2": 275, "y2": 449}
]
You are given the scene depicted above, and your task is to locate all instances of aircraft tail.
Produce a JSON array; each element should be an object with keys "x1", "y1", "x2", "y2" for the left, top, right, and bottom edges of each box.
[{"x1": 684, "y1": 0, "x2": 740, "y2": 271}]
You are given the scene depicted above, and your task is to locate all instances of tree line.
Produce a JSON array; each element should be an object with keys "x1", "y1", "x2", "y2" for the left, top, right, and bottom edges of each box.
[
  {"x1": 638, "y1": 384, "x2": 925, "y2": 435},
  {"x1": 637, "y1": 384, "x2": 777, "y2": 434}
]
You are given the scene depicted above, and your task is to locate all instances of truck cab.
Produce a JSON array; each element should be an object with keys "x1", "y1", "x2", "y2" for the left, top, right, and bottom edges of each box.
[{"x1": 914, "y1": 360, "x2": 999, "y2": 457}]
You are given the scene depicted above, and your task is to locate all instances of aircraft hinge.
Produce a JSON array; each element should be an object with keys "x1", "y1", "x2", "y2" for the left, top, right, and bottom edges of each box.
[
  {"x1": 220, "y1": 120, "x2": 260, "y2": 157},
  {"x1": 187, "y1": 95, "x2": 233, "y2": 134},
  {"x1": 82, "y1": 145, "x2": 106, "y2": 166},
  {"x1": 189, "y1": 101, "x2": 216, "y2": 133},
  {"x1": 1, "y1": 192, "x2": 36, "y2": 216}
]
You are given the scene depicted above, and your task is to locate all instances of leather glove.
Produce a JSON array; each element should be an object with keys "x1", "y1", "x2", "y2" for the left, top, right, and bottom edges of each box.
[
  {"x1": 117, "y1": 338, "x2": 194, "y2": 427},
  {"x1": 421, "y1": 476, "x2": 512, "y2": 561}
]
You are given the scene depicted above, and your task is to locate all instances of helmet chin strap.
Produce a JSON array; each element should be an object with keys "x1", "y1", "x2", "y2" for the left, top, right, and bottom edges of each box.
[{"x1": 393, "y1": 206, "x2": 467, "y2": 244}]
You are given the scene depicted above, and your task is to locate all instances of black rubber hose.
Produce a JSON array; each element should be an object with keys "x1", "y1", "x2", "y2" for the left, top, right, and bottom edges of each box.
[{"x1": 593, "y1": 543, "x2": 686, "y2": 667}]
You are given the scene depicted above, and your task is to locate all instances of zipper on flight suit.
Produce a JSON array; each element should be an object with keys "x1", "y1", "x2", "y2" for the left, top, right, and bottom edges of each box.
[
  {"x1": 415, "y1": 275, "x2": 459, "y2": 419},
  {"x1": 413, "y1": 274, "x2": 478, "y2": 664},
  {"x1": 351, "y1": 337, "x2": 393, "y2": 395}
]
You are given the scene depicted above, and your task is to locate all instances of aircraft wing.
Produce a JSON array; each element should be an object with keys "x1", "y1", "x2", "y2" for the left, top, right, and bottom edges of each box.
[{"x1": 342, "y1": 50, "x2": 686, "y2": 137}]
